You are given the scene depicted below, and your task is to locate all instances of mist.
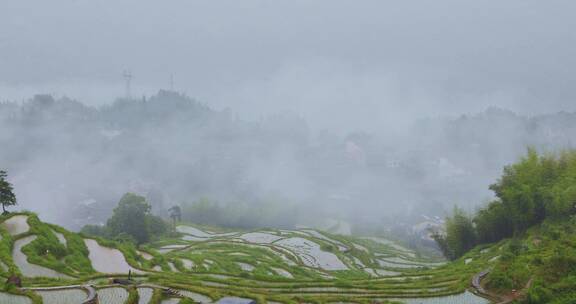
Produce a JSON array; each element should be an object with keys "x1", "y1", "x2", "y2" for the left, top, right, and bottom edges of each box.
[{"x1": 1, "y1": 1, "x2": 576, "y2": 234}]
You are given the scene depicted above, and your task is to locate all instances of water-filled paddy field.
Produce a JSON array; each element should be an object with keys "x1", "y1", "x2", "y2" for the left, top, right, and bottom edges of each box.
[{"x1": 0, "y1": 213, "x2": 495, "y2": 303}]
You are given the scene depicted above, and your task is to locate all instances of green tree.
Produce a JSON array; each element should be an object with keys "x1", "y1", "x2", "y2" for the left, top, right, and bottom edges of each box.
[
  {"x1": 490, "y1": 148, "x2": 557, "y2": 233},
  {"x1": 82, "y1": 192, "x2": 168, "y2": 244},
  {"x1": 107, "y1": 193, "x2": 152, "y2": 244},
  {"x1": 0, "y1": 170, "x2": 17, "y2": 214},
  {"x1": 442, "y1": 206, "x2": 477, "y2": 260},
  {"x1": 475, "y1": 201, "x2": 513, "y2": 243},
  {"x1": 430, "y1": 229, "x2": 450, "y2": 259},
  {"x1": 436, "y1": 149, "x2": 576, "y2": 258},
  {"x1": 146, "y1": 214, "x2": 169, "y2": 237}
]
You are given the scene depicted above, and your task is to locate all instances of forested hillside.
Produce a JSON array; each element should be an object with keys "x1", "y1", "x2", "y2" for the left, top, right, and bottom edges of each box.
[
  {"x1": 435, "y1": 150, "x2": 576, "y2": 303},
  {"x1": 4, "y1": 93, "x2": 576, "y2": 232}
]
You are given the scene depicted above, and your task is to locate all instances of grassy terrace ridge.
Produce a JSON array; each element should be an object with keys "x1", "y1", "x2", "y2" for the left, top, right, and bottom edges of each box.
[{"x1": 0, "y1": 212, "x2": 494, "y2": 303}]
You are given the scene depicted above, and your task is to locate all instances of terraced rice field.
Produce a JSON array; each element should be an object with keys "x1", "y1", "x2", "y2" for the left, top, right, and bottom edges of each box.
[
  {"x1": 52, "y1": 230, "x2": 67, "y2": 246},
  {"x1": 0, "y1": 292, "x2": 32, "y2": 304},
  {"x1": 275, "y1": 237, "x2": 348, "y2": 270},
  {"x1": 137, "y1": 287, "x2": 154, "y2": 304},
  {"x1": 13, "y1": 235, "x2": 72, "y2": 278},
  {"x1": 97, "y1": 287, "x2": 129, "y2": 304},
  {"x1": 36, "y1": 288, "x2": 87, "y2": 304},
  {"x1": 178, "y1": 289, "x2": 213, "y2": 302},
  {"x1": 0, "y1": 213, "x2": 497, "y2": 303},
  {"x1": 216, "y1": 297, "x2": 256, "y2": 304},
  {"x1": 388, "y1": 291, "x2": 490, "y2": 304},
  {"x1": 1, "y1": 215, "x2": 30, "y2": 236},
  {"x1": 84, "y1": 239, "x2": 142, "y2": 274}
]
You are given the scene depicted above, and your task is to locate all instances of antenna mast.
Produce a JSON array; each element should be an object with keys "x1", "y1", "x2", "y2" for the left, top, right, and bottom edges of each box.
[{"x1": 123, "y1": 70, "x2": 133, "y2": 99}]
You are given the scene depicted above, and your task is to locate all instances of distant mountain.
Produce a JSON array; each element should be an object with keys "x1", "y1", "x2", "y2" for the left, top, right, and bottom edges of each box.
[{"x1": 2, "y1": 93, "x2": 576, "y2": 231}]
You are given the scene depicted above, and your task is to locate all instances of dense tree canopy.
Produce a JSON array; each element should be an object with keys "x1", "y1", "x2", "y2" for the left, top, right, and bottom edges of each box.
[
  {"x1": 82, "y1": 193, "x2": 168, "y2": 244},
  {"x1": 433, "y1": 207, "x2": 476, "y2": 260},
  {"x1": 7, "y1": 93, "x2": 576, "y2": 230},
  {"x1": 107, "y1": 193, "x2": 153, "y2": 244},
  {"x1": 436, "y1": 149, "x2": 576, "y2": 259}
]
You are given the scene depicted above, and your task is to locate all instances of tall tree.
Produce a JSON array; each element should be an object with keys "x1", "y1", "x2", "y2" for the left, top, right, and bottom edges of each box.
[
  {"x1": 107, "y1": 193, "x2": 151, "y2": 244},
  {"x1": 81, "y1": 192, "x2": 168, "y2": 243},
  {"x1": 0, "y1": 170, "x2": 17, "y2": 214},
  {"x1": 440, "y1": 206, "x2": 477, "y2": 260}
]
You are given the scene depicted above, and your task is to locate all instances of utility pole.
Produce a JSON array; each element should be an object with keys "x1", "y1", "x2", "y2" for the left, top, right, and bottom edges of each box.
[
  {"x1": 123, "y1": 70, "x2": 133, "y2": 99},
  {"x1": 170, "y1": 74, "x2": 175, "y2": 91}
]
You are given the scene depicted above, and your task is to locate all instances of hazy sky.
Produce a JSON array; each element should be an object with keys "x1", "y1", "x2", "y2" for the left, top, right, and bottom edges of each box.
[{"x1": 1, "y1": 0, "x2": 575, "y2": 131}]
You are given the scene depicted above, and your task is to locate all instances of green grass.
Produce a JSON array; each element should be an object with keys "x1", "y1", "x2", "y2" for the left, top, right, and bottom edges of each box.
[
  {"x1": 7, "y1": 213, "x2": 94, "y2": 277},
  {"x1": 126, "y1": 286, "x2": 139, "y2": 304},
  {"x1": 0, "y1": 219, "x2": 18, "y2": 276},
  {"x1": 481, "y1": 217, "x2": 576, "y2": 303}
]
